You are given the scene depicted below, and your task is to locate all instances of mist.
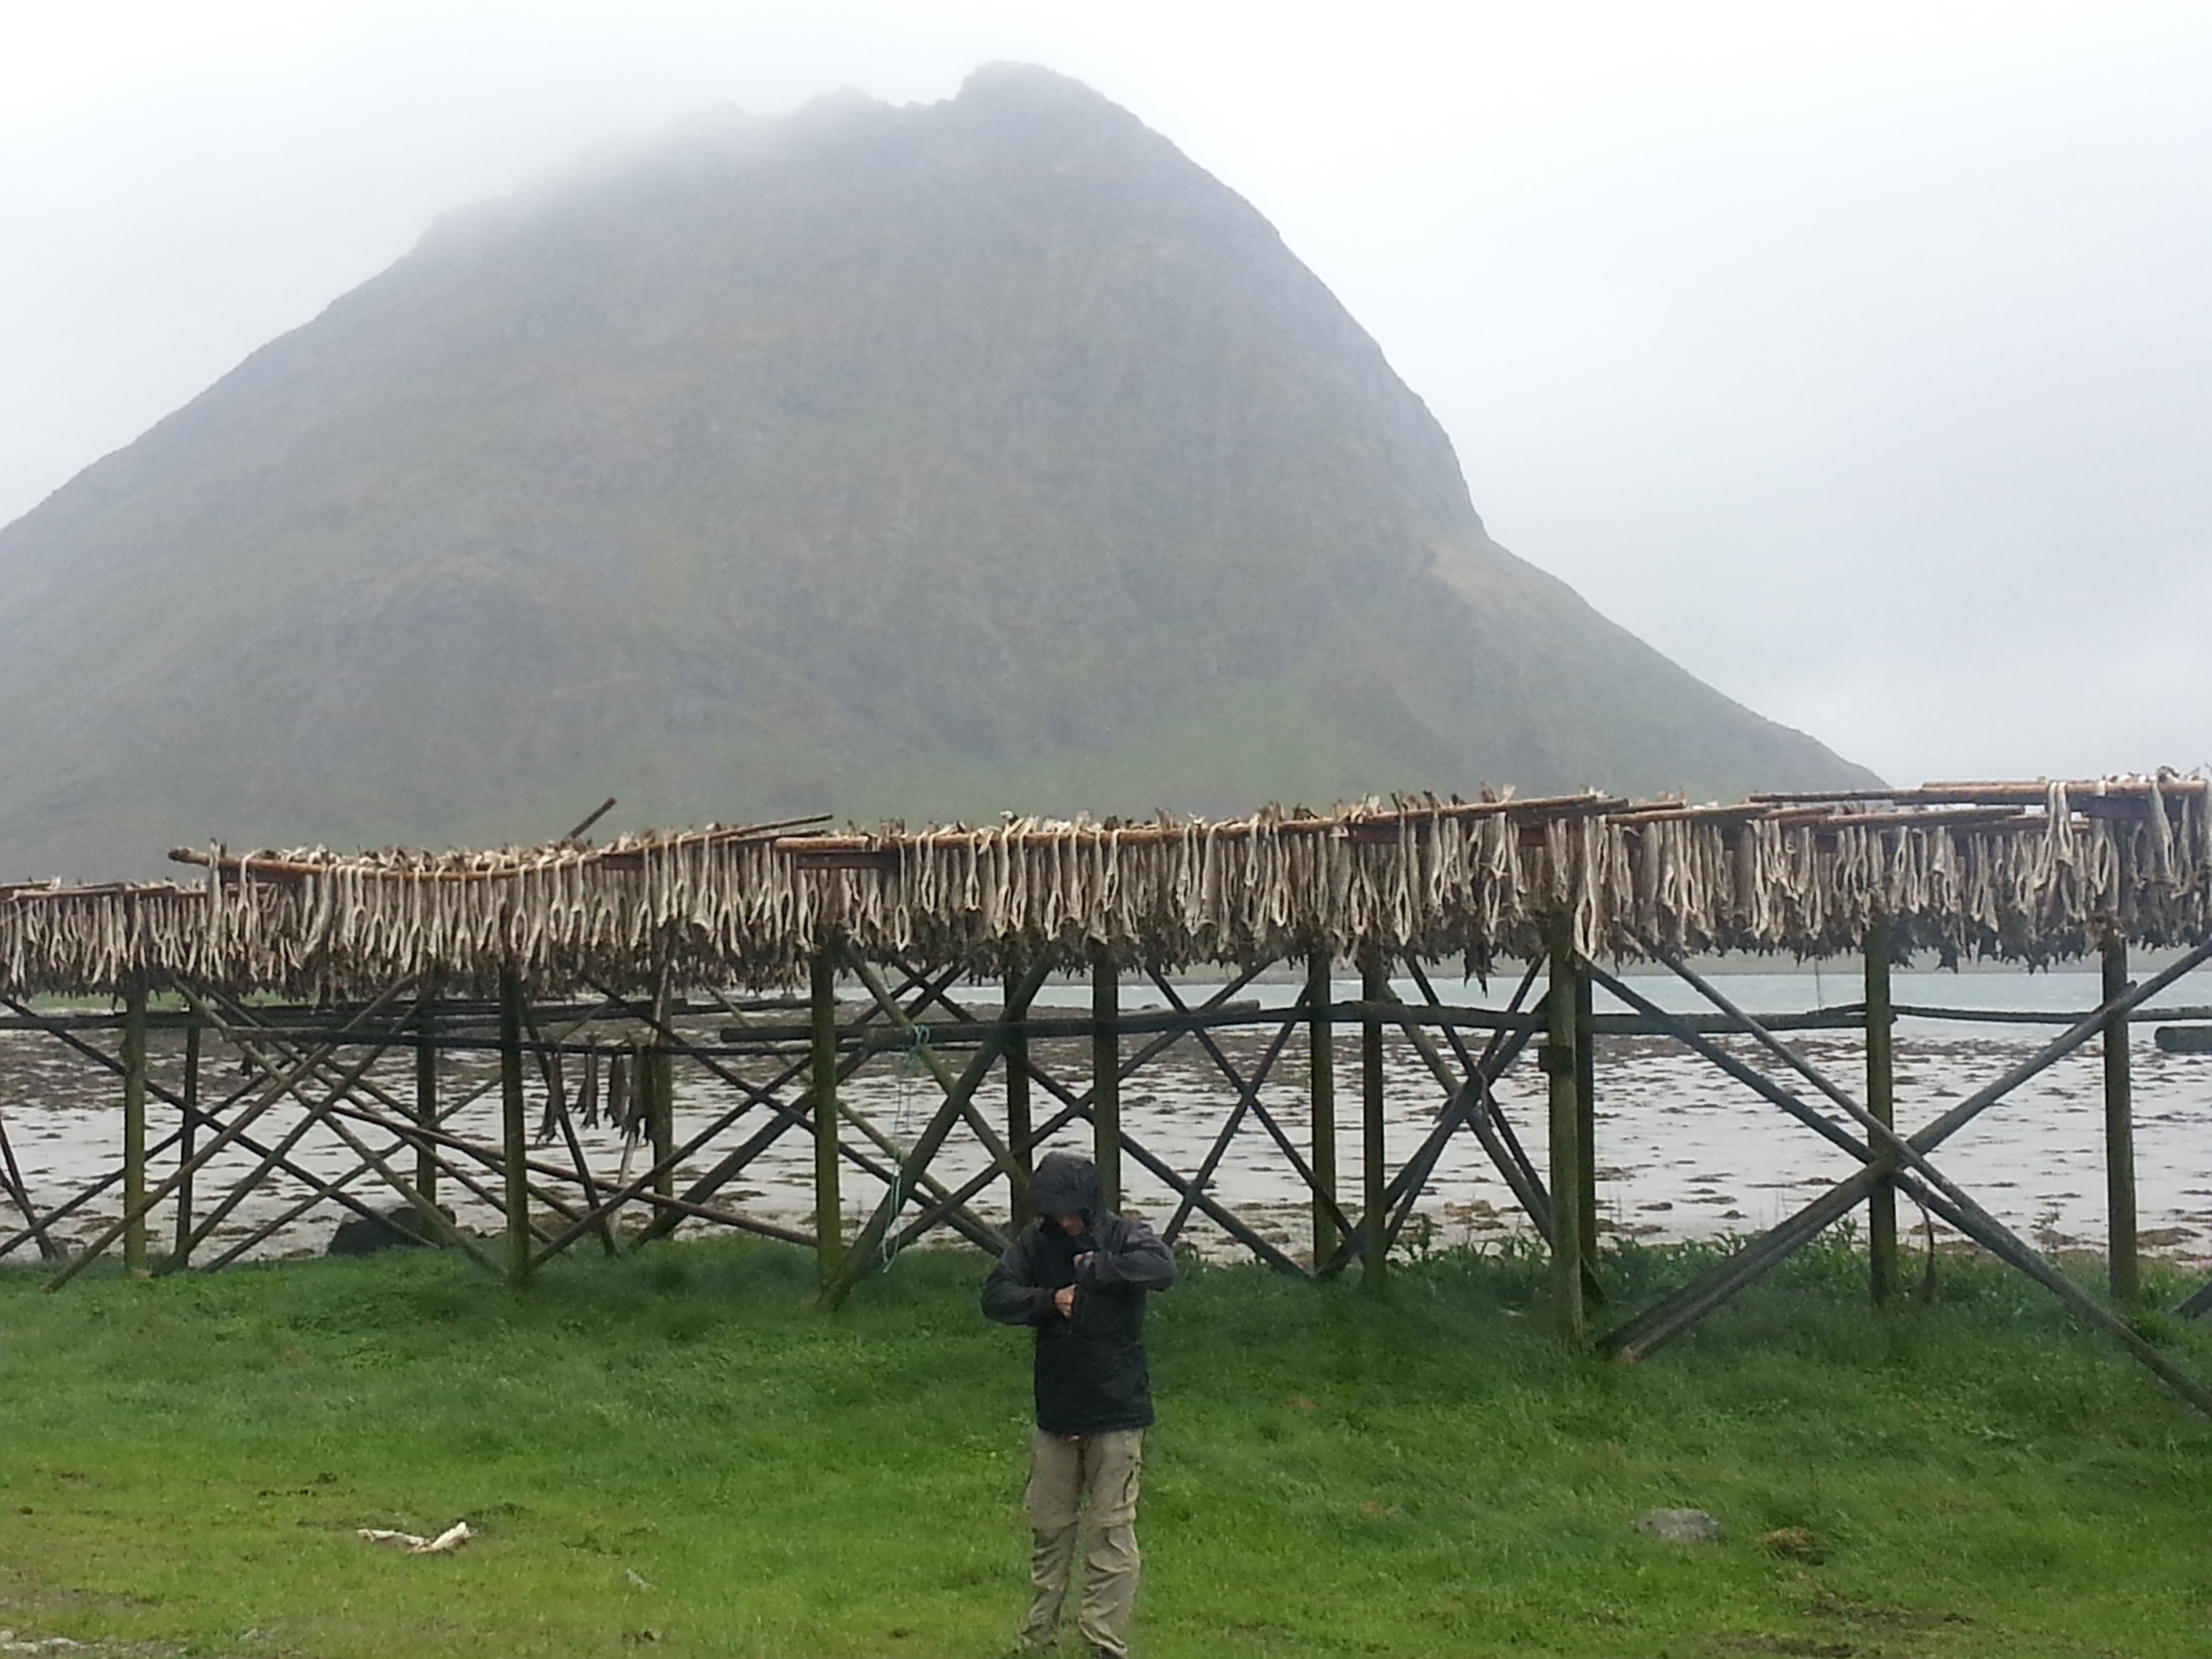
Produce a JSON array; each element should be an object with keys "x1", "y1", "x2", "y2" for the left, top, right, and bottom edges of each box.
[{"x1": 3, "y1": 0, "x2": 2207, "y2": 787}]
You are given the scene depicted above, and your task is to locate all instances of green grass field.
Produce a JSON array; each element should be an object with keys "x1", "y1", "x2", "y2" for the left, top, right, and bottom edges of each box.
[{"x1": 1, "y1": 1235, "x2": 2208, "y2": 1658}]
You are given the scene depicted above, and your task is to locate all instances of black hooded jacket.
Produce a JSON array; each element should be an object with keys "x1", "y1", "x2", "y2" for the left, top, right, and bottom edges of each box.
[{"x1": 981, "y1": 1153, "x2": 1177, "y2": 1435}]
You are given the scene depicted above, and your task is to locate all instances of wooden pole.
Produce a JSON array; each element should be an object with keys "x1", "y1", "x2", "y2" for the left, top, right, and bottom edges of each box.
[
  {"x1": 649, "y1": 977, "x2": 676, "y2": 1210},
  {"x1": 171, "y1": 1022, "x2": 201, "y2": 1268},
  {"x1": 121, "y1": 981, "x2": 148, "y2": 1276},
  {"x1": 0, "y1": 1109, "x2": 61, "y2": 1264},
  {"x1": 1004, "y1": 961, "x2": 1033, "y2": 1231},
  {"x1": 414, "y1": 989, "x2": 440, "y2": 1205},
  {"x1": 499, "y1": 966, "x2": 532, "y2": 1287},
  {"x1": 811, "y1": 945, "x2": 844, "y2": 1291},
  {"x1": 1359, "y1": 949, "x2": 1388, "y2": 1294},
  {"x1": 1545, "y1": 915, "x2": 1586, "y2": 1345},
  {"x1": 1309, "y1": 952, "x2": 1338, "y2": 1268},
  {"x1": 1574, "y1": 962, "x2": 1597, "y2": 1267},
  {"x1": 1091, "y1": 945, "x2": 1121, "y2": 1211},
  {"x1": 1864, "y1": 919, "x2": 1898, "y2": 1303},
  {"x1": 2102, "y1": 933, "x2": 2139, "y2": 1304}
]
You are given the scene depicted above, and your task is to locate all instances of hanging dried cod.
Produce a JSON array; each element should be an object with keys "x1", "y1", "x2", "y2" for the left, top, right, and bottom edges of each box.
[{"x1": 2, "y1": 775, "x2": 2205, "y2": 1000}]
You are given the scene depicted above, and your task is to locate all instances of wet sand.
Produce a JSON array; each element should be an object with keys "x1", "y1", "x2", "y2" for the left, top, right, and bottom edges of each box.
[{"x1": 3, "y1": 969, "x2": 2208, "y2": 1269}]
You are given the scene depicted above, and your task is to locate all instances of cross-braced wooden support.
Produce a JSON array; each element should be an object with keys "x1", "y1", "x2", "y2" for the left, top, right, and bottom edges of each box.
[
  {"x1": 5, "y1": 917, "x2": 2211, "y2": 1432},
  {"x1": 1595, "y1": 936, "x2": 2212, "y2": 1420}
]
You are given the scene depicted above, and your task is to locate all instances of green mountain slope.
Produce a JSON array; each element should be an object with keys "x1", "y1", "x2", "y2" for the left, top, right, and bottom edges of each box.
[{"x1": 0, "y1": 64, "x2": 1878, "y2": 880}]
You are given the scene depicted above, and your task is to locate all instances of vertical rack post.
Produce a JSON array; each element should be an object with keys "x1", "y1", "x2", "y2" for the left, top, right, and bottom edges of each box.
[
  {"x1": 121, "y1": 980, "x2": 148, "y2": 1275},
  {"x1": 1359, "y1": 949, "x2": 1388, "y2": 1294},
  {"x1": 499, "y1": 965, "x2": 532, "y2": 1288},
  {"x1": 1545, "y1": 914, "x2": 1586, "y2": 1345},
  {"x1": 1308, "y1": 951, "x2": 1338, "y2": 1268},
  {"x1": 1091, "y1": 945, "x2": 1121, "y2": 1210},
  {"x1": 811, "y1": 945, "x2": 844, "y2": 1290},
  {"x1": 171, "y1": 1021, "x2": 201, "y2": 1268},
  {"x1": 1574, "y1": 964, "x2": 1598, "y2": 1267},
  {"x1": 1864, "y1": 918, "x2": 1898, "y2": 1303},
  {"x1": 649, "y1": 977, "x2": 675, "y2": 1209},
  {"x1": 1004, "y1": 960, "x2": 1033, "y2": 1230},
  {"x1": 2102, "y1": 932, "x2": 2139, "y2": 1304},
  {"x1": 414, "y1": 985, "x2": 440, "y2": 1205}
]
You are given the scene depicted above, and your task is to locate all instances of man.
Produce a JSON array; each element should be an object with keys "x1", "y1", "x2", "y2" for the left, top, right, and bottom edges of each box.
[{"x1": 982, "y1": 1151, "x2": 1176, "y2": 1659}]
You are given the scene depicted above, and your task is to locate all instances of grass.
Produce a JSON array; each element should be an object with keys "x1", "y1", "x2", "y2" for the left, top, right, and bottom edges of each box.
[{"x1": 1, "y1": 1235, "x2": 2210, "y2": 1658}]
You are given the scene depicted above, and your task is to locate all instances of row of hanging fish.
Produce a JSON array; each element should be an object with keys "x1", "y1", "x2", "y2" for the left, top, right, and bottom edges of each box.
[{"x1": 1, "y1": 777, "x2": 2205, "y2": 999}]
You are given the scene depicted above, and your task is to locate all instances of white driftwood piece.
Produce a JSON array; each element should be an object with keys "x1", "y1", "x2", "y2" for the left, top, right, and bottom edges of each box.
[{"x1": 358, "y1": 1521, "x2": 473, "y2": 1554}]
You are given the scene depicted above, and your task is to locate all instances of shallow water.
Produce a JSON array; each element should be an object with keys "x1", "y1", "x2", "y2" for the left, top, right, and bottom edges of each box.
[{"x1": 2, "y1": 968, "x2": 2208, "y2": 1269}]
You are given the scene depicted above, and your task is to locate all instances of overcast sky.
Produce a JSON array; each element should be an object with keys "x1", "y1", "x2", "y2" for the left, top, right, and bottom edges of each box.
[{"x1": 4, "y1": 1, "x2": 2207, "y2": 788}]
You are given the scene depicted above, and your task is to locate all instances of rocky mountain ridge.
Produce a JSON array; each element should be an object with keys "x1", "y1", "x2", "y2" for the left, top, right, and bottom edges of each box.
[{"x1": 0, "y1": 64, "x2": 1877, "y2": 880}]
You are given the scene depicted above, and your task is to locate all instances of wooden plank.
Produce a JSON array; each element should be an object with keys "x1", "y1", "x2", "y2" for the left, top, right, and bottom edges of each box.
[{"x1": 166, "y1": 814, "x2": 832, "y2": 879}]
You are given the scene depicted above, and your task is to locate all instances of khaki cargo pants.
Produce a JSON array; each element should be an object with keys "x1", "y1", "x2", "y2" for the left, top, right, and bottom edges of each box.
[{"x1": 1020, "y1": 1427, "x2": 1144, "y2": 1658}]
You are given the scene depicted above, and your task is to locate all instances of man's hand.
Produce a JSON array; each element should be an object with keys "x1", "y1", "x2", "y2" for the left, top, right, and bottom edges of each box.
[{"x1": 1052, "y1": 1285, "x2": 1076, "y2": 1317}]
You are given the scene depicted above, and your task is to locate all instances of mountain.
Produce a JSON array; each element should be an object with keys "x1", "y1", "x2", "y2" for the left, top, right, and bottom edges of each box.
[{"x1": 0, "y1": 64, "x2": 1878, "y2": 880}]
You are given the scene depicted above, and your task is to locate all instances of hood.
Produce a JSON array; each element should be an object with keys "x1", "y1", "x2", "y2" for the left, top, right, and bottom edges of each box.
[{"x1": 1029, "y1": 1152, "x2": 1102, "y2": 1222}]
